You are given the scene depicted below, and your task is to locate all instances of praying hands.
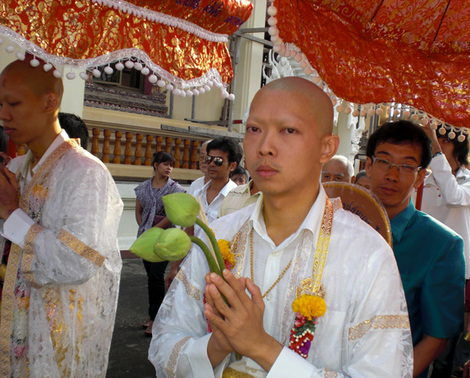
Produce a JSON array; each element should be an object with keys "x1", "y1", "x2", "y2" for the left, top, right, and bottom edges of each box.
[{"x1": 204, "y1": 269, "x2": 283, "y2": 372}]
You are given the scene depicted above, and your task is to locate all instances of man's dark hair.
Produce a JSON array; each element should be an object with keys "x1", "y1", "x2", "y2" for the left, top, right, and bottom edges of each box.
[
  {"x1": 437, "y1": 128, "x2": 469, "y2": 167},
  {"x1": 207, "y1": 137, "x2": 243, "y2": 166},
  {"x1": 152, "y1": 151, "x2": 176, "y2": 168},
  {"x1": 59, "y1": 112, "x2": 89, "y2": 150},
  {"x1": 366, "y1": 120, "x2": 433, "y2": 169},
  {"x1": 230, "y1": 165, "x2": 249, "y2": 180}
]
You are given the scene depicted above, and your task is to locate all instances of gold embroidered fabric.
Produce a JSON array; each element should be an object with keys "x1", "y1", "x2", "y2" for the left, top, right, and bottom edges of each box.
[
  {"x1": 58, "y1": 229, "x2": 105, "y2": 267},
  {"x1": 165, "y1": 336, "x2": 191, "y2": 378},
  {"x1": 348, "y1": 315, "x2": 410, "y2": 341},
  {"x1": 176, "y1": 269, "x2": 201, "y2": 301},
  {"x1": 21, "y1": 223, "x2": 43, "y2": 289},
  {"x1": 222, "y1": 367, "x2": 254, "y2": 378},
  {"x1": 0, "y1": 244, "x2": 22, "y2": 375}
]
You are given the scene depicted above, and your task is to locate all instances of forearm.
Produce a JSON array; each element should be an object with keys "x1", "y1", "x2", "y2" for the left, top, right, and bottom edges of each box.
[
  {"x1": 154, "y1": 216, "x2": 172, "y2": 229},
  {"x1": 413, "y1": 335, "x2": 447, "y2": 377}
]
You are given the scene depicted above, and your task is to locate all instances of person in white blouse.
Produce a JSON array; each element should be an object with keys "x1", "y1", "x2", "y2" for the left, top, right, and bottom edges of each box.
[
  {"x1": 149, "y1": 77, "x2": 412, "y2": 377},
  {"x1": 421, "y1": 124, "x2": 470, "y2": 377}
]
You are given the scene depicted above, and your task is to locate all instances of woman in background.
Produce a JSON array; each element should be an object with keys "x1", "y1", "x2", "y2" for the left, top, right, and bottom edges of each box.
[{"x1": 135, "y1": 151, "x2": 185, "y2": 336}]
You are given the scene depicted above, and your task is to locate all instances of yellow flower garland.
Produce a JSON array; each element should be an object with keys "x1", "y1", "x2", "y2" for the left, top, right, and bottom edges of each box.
[
  {"x1": 217, "y1": 239, "x2": 235, "y2": 266},
  {"x1": 292, "y1": 294, "x2": 327, "y2": 319}
]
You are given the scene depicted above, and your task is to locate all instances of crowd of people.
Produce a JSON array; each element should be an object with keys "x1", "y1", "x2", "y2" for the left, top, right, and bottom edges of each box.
[{"x1": 1, "y1": 58, "x2": 469, "y2": 378}]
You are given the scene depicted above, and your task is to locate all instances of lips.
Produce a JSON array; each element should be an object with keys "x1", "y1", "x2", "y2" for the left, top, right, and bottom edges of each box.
[
  {"x1": 379, "y1": 186, "x2": 397, "y2": 195},
  {"x1": 3, "y1": 127, "x2": 13, "y2": 135},
  {"x1": 255, "y1": 165, "x2": 278, "y2": 178}
]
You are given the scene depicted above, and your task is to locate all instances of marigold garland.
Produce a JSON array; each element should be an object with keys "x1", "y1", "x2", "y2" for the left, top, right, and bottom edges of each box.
[
  {"x1": 289, "y1": 294, "x2": 326, "y2": 359},
  {"x1": 292, "y1": 294, "x2": 326, "y2": 319},
  {"x1": 217, "y1": 239, "x2": 235, "y2": 269}
]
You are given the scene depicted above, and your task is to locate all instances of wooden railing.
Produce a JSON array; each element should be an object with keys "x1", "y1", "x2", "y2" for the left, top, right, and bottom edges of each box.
[
  {"x1": 90, "y1": 128, "x2": 203, "y2": 169},
  {"x1": 14, "y1": 126, "x2": 207, "y2": 182}
]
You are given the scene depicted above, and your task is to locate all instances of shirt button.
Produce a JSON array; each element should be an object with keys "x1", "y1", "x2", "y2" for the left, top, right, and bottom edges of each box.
[
  {"x1": 272, "y1": 251, "x2": 279, "y2": 256},
  {"x1": 249, "y1": 369, "x2": 257, "y2": 374},
  {"x1": 265, "y1": 295, "x2": 271, "y2": 301}
]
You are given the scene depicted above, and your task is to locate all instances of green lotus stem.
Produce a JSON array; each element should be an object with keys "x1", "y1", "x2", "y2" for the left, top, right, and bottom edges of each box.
[
  {"x1": 195, "y1": 218, "x2": 226, "y2": 274},
  {"x1": 190, "y1": 236, "x2": 222, "y2": 277}
]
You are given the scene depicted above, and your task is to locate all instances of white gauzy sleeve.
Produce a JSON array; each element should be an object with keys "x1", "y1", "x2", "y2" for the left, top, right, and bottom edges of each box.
[{"x1": 20, "y1": 158, "x2": 123, "y2": 287}]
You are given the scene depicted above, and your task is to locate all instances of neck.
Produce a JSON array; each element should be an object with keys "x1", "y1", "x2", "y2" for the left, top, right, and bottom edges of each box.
[
  {"x1": 203, "y1": 174, "x2": 210, "y2": 184},
  {"x1": 28, "y1": 123, "x2": 62, "y2": 165},
  {"x1": 208, "y1": 177, "x2": 229, "y2": 192},
  {"x1": 263, "y1": 186, "x2": 320, "y2": 246},
  {"x1": 153, "y1": 174, "x2": 169, "y2": 187}
]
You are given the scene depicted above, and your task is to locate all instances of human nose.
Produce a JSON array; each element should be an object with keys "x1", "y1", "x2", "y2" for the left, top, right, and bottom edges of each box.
[
  {"x1": 384, "y1": 164, "x2": 400, "y2": 181},
  {"x1": 0, "y1": 104, "x2": 8, "y2": 121},
  {"x1": 258, "y1": 130, "x2": 276, "y2": 157}
]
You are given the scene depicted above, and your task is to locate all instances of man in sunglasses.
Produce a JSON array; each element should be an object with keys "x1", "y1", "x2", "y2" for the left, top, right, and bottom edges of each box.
[
  {"x1": 366, "y1": 120, "x2": 465, "y2": 378},
  {"x1": 192, "y1": 136, "x2": 243, "y2": 223}
]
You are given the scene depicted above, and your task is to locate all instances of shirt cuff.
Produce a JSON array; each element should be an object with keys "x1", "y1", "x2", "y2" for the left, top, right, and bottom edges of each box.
[
  {"x1": 1, "y1": 208, "x2": 35, "y2": 248},
  {"x1": 267, "y1": 347, "x2": 315, "y2": 378},
  {"x1": 186, "y1": 333, "x2": 229, "y2": 377}
]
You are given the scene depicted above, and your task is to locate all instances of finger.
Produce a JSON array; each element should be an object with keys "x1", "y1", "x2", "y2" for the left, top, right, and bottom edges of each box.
[
  {"x1": 222, "y1": 269, "x2": 252, "y2": 308},
  {"x1": 208, "y1": 272, "x2": 245, "y2": 311},
  {"x1": 207, "y1": 282, "x2": 234, "y2": 318},
  {"x1": 204, "y1": 302, "x2": 227, "y2": 330},
  {"x1": 205, "y1": 284, "x2": 223, "y2": 318},
  {"x1": 246, "y1": 278, "x2": 265, "y2": 311}
]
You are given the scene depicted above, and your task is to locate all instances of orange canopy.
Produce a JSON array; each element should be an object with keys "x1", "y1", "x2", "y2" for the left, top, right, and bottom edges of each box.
[
  {"x1": 0, "y1": 0, "x2": 253, "y2": 90},
  {"x1": 272, "y1": 0, "x2": 470, "y2": 127}
]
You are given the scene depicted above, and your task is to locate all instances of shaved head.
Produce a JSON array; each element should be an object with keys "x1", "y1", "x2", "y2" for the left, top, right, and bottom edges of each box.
[
  {"x1": 1, "y1": 58, "x2": 63, "y2": 105},
  {"x1": 258, "y1": 77, "x2": 334, "y2": 137}
]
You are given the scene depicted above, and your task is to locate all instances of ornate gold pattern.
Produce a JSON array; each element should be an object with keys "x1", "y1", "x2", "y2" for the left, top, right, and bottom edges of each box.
[
  {"x1": 175, "y1": 269, "x2": 201, "y2": 301},
  {"x1": 310, "y1": 198, "x2": 334, "y2": 294},
  {"x1": 348, "y1": 315, "x2": 410, "y2": 341},
  {"x1": 222, "y1": 367, "x2": 254, "y2": 378},
  {"x1": 165, "y1": 336, "x2": 191, "y2": 378},
  {"x1": 21, "y1": 223, "x2": 43, "y2": 288},
  {"x1": 229, "y1": 219, "x2": 250, "y2": 278},
  {"x1": 58, "y1": 229, "x2": 105, "y2": 267},
  {"x1": 0, "y1": 244, "x2": 23, "y2": 376},
  {"x1": 325, "y1": 369, "x2": 339, "y2": 377}
]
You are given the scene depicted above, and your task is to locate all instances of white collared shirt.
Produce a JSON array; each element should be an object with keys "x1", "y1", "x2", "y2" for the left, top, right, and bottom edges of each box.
[{"x1": 193, "y1": 179, "x2": 237, "y2": 223}]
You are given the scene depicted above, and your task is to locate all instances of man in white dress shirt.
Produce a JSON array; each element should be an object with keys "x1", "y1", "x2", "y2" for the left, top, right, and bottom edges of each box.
[
  {"x1": 149, "y1": 77, "x2": 413, "y2": 377},
  {"x1": 0, "y1": 58, "x2": 122, "y2": 377}
]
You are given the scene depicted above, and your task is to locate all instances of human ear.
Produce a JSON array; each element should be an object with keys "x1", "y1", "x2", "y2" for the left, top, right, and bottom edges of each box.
[
  {"x1": 44, "y1": 92, "x2": 59, "y2": 113},
  {"x1": 319, "y1": 134, "x2": 339, "y2": 164},
  {"x1": 228, "y1": 162, "x2": 237, "y2": 172}
]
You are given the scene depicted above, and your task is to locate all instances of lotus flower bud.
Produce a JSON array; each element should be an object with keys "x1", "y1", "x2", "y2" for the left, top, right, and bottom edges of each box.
[
  {"x1": 162, "y1": 193, "x2": 200, "y2": 227},
  {"x1": 129, "y1": 227, "x2": 165, "y2": 262},
  {"x1": 153, "y1": 228, "x2": 192, "y2": 261}
]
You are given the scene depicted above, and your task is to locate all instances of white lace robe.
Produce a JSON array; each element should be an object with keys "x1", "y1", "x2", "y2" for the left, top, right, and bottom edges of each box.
[
  {"x1": 149, "y1": 189, "x2": 413, "y2": 377},
  {"x1": 0, "y1": 137, "x2": 123, "y2": 377}
]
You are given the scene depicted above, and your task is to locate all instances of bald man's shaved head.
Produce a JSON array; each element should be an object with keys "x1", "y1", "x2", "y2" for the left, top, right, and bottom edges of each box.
[
  {"x1": 1, "y1": 59, "x2": 63, "y2": 104},
  {"x1": 259, "y1": 77, "x2": 334, "y2": 136}
]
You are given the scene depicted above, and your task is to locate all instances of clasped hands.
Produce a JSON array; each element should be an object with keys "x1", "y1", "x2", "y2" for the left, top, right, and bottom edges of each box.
[
  {"x1": 0, "y1": 163, "x2": 19, "y2": 220},
  {"x1": 204, "y1": 269, "x2": 283, "y2": 372}
]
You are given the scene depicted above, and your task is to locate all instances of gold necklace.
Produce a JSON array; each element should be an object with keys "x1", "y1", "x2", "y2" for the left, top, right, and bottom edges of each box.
[{"x1": 250, "y1": 229, "x2": 292, "y2": 299}]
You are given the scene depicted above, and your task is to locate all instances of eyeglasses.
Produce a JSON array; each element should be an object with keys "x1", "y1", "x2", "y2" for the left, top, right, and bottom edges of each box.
[
  {"x1": 372, "y1": 156, "x2": 421, "y2": 175},
  {"x1": 205, "y1": 155, "x2": 225, "y2": 166}
]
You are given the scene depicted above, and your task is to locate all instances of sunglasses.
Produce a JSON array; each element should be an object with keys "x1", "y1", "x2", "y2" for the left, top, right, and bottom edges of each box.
[{"x1": 205, "y1": 155, "x2": 225, "y2": 166}]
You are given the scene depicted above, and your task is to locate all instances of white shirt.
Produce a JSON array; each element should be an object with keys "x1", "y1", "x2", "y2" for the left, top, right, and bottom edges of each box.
[
  {"x1": 421, "y1": 153, "x2": 470, "y2": 278},
  {"x1": 149, "y1": 187, "x2": 412, "y2": 377},
  {"x1": 187, "y1": 176, "x2": 206, "y2": 197},
  {"x1": 193, "y1": 179, "x2": 237, "y2": 223}
]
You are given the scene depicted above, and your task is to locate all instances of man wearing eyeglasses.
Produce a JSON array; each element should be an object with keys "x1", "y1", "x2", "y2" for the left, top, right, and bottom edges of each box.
[
  {"x1": 366, "y1": 120, "x2": 465, "y2": 378},
  {"x1": 193, "y1": 136, "x2": 243, "y2": 223}
]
